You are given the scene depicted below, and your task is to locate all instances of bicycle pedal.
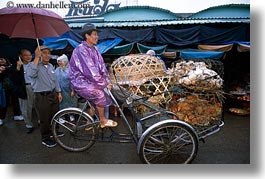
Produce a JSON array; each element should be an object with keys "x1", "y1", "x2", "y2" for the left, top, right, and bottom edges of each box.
[
  {"x1": 58, "y1": 118, "x2": 65, "y2": 124},
  {"x1": 85, "y1": 126, "x2": 93, "y2": 131}
]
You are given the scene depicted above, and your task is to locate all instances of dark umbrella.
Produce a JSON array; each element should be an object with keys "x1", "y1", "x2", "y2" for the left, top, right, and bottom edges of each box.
[
  {"x1": 0, "y1": 7, "x2": 70, "y2": 48},
  {"x1": 0, "y1": 33, "x2": 43, "y2": 59}
]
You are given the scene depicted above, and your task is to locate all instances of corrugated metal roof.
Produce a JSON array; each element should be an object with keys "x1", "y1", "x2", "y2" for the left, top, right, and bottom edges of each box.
[
  {"x1": 189, "y1": 4, "x2": 250, "y2": 19},
  {"x1": 101, "y1": 6, "x2": 180, "y2": 21},
  {"x1": 101, "y1": 6, "x2": 179, "y2": 22},
  {"x1": 66, "y1": 4, "x2": 250, "y2": 28},
  {"x1": 68, "y1": 18, "x2": 250, "y2": 28}
]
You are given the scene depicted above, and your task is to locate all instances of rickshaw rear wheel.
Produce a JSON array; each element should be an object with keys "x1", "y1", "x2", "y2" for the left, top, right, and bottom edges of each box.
[{"x1": 137, "y1": 120, "x2": 198, "y2": 164}]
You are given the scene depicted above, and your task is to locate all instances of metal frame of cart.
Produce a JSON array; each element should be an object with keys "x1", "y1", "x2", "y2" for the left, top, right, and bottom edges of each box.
[{"x1": 51, "y1": 85, "x2": 224, "y2": 164}]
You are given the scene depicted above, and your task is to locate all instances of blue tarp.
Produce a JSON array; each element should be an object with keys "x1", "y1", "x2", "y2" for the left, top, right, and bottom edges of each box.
[
  {"x1": 42, "y1": 30, "x2": 82, "y2": 50},
  {"x1": 180, "y1": 49, "x2": 224, "y2": 59},
  {"x1": 43, "y1": 37, "x2": 79, "y2": 50},
  {"x1": 96, "y1": 38, "x2": 123, "y2": 54},
  {"x1": 223, "y1": 41, "x2": 250, "y2": 46},
  {"x1": 61, "y1": 30, "x2": 82, "y2": 43},
  {"x1": 43, "y1": 32, "x2": 122, "y2": 54}
]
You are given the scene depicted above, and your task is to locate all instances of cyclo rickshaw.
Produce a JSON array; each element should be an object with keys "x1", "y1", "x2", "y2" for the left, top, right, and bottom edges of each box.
[{"x1": 51, "y1": 55, "x2": 224, "y2": 164}]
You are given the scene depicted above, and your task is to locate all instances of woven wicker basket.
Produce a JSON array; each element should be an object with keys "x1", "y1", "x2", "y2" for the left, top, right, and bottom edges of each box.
[{"x1": 110, "y1": 54, "x2": 166, "y2": 85}]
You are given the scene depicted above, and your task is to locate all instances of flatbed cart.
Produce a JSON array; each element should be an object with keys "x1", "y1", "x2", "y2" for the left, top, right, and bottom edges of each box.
[{"x1": 51, "y1": 85, "x2": 224, "y2": 164}]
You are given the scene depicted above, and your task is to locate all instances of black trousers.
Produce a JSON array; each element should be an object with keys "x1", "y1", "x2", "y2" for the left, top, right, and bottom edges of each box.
[
  {"x1": 0, "y1": 89, "x2": 21, "y2": 119},
  {"x1": 34, "y1": 92, "x2": 59, "y2": 140}
]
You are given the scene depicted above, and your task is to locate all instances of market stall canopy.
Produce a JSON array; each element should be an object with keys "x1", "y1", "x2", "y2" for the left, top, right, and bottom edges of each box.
[
  {"x1": 197, "y1": 44, "x2": 233, "y2": 52},
  {"x1": 236, "y1": 42, "x2": 250, "y2": 52},
  {"x1": 97, "y1": 28, "x2": 155, "y2": 43},
  {"x1": 104, "y1": 42, "x2": 134, "y2": 56},
  {"x1": 137, "y1": 43, "x2": 167, "y2": 55},
  {"x1": 68, "y1": 4, "x2": 249, "y2": 48},
  {"x1": 155, "y1": 25, "x2": 249, "y2": 47},
  {"x1": 180, "y1": 49, "x2": 224, "y2": 59},
  {"x1": 96, "y1": 38, "x2": 123, "y2": 54},
  {"x1": 61, "y1": 30, "x2": 83, "y2": 43},
  {"x1": 85, "y1": 24, "x2": 249, "y2": 47},
  {"x1": 197, "y1": 42, "x2": 250, "y2": 53},
  {"x1": 43, "y1": 37, "x2": 79, "y2": 50},
  {"x1": 42, "y1": 30, "x2": 82, "y2": 49}
]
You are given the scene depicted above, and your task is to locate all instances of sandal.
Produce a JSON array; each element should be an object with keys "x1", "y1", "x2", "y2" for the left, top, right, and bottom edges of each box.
[{"x1": 100, "y1": 119, "x2": 118, "y2": 128}]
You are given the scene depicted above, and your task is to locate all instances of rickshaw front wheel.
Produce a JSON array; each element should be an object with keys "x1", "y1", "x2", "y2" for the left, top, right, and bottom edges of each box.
[{"x1": 51, "y1": 108, "x2": 96, "y2": 152}]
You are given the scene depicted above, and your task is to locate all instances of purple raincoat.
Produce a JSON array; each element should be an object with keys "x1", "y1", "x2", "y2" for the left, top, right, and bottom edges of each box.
[{"x1": 69, "y1": 41, "x2": 112, "y2": 107}]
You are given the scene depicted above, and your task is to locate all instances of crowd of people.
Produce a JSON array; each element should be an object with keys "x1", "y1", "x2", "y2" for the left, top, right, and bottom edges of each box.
[{"x1": 0, "y1": 23, "x2": 117, "y2": 148}]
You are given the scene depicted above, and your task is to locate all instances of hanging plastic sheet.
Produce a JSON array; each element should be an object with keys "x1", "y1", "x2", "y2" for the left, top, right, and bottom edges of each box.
[
  {"x1": 42, "y1": 30, "x2": 82, "y2": 50},
  {"x1": 180, "y1": 49, "x2": 224, "y2": 59},
  {"x1": 96, "y1": 38, "x2": 123, "y2": 54},
  {"x1": 198, "y1": 44, "x2": 233, "y2": 52},
  {"x1": 137, "y1": 43, "x2": 167, "y2": 55},
  {"x1": 43, "y1": 38, "x2": 80, "y2": 50},
  {"x1": 73, "y1": 24, "x2": 249, "y2": 47},
  {"x1": 237, "y1": 42, "x2": 250, "y2": 52},
  {"x1": 104, "y1": 42, "x2": 134, "y2": 56}
]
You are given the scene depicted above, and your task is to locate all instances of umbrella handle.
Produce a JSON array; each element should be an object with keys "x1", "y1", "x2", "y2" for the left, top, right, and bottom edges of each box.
[
  {"x1": 36, "y1": 38, "x2": 41, "y2": 51},
  {"x1": 35, "y1": 38, "x2": 42, "y2": 62}
]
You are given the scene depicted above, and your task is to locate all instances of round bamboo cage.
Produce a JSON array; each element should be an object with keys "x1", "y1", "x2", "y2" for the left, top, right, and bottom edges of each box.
[
  {"x1": 110, "y1": 54, "x2": 166, "y2": 85},
  {"x1": 129, "y1": 75, "x2": 174, "y2": 103},
  {"x1": 127, "y1": 75, "x2": 175, "y2": 111}
]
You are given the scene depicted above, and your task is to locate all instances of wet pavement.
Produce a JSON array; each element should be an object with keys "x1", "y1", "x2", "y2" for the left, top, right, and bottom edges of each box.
[{"x1": 0, "y1": 107, "x2": 250, "y2": 164}]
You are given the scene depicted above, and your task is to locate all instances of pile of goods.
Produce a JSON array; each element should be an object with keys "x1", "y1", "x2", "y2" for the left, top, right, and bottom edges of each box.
[
  {"x1": 171, "y1": 61, "x2": 223, "y2": 91},
  {"x1": 168, "y1": 93, "x2": 223, "y2": 126},
  {"x1": 228, "y1": 91, "x2": 250, "y2": 116},
  {"x1": 236, "y1": 95, "x2": 250, "y2": 102},
  {"x1": 167, "y1": 60, "x2": 224, "y2": 126},
  {"x1": 110, "y1": 55, "x2": 224, "y2": 126},
  {"x1": 229, "y1": 108, "x2": 250, "y2": 116}
]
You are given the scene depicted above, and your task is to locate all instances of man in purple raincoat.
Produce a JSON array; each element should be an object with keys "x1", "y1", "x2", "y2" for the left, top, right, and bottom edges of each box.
[{"x1": 69, "y1": 23, "x2": 117, "y2": 128}]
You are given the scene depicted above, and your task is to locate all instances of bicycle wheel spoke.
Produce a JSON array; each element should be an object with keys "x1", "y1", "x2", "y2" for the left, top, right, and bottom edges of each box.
[
  {"x1": 52, "y1": 109, "x2": 96, "y2": 152},
  {"x1": 139, "y1": 122, "x2": 198, "y2": 164}
]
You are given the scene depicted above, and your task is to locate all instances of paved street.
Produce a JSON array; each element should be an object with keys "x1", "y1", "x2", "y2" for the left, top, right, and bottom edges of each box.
[{"x1": 0, "y1": 108, "x2": 250, "y2": 164}]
